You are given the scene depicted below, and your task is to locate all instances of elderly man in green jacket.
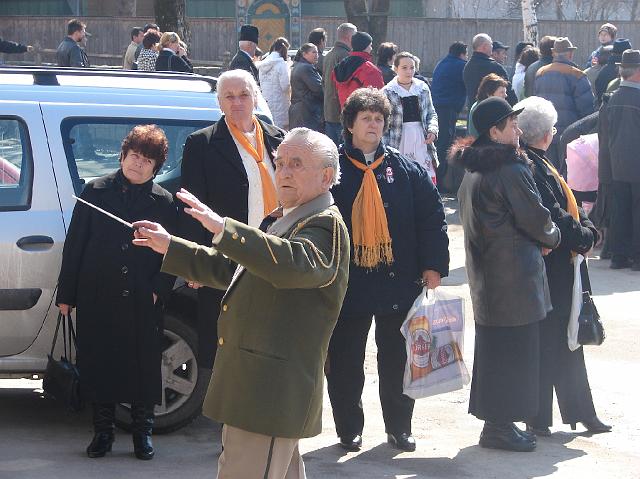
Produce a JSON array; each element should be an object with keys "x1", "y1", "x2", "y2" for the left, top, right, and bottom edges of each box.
[{"x1": 133, "y1": 127, "x2": 349, "y2": 478}]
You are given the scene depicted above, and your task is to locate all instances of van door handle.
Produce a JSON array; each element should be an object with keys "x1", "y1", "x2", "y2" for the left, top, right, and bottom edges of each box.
[{"x1": 16, "y1": 235, "x2": 54, "y2": 251}]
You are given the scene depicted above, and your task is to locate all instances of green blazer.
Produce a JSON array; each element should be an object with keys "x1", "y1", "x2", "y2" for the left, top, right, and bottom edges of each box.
[{"x1": 161, "y1": 193, "x2": 349, "y2": 438}]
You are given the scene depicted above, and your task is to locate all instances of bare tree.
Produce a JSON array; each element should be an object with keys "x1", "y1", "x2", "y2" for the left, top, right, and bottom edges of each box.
[
  {"x1": 114, "y1": 0, "x2": 137, "y2": 16},
  {"x1": 154, "y1": 0, "x2": 191, "y2": 46},
  {"x1": 521, "y1": 0, "x2": 539, "y2": 46},
  {"x1": 343, "y1": 0, "x2": 390, "y2": 51},
  {"x1": 632, "y1": 0, "x2": 640, "y2": 20}
]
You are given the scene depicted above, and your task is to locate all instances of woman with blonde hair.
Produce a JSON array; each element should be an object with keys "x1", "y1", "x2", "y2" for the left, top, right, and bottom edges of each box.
[{"x1": 155, "y1": 31, "x2": 193, "y2": 73}]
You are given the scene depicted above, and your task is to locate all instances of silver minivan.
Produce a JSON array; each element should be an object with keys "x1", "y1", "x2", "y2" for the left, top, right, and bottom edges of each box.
[{"x1": 0, "y1": 67, "x2": 271, "y2": 432}]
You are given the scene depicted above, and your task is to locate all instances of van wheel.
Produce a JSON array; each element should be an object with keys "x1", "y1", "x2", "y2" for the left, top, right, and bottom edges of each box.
[{"x1": 115, "y1": 314, "x2": 211, "y2": 434}]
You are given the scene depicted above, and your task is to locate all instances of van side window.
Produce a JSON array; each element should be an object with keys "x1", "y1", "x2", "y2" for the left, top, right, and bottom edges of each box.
[
  {"x1": 61, "y1": 119, "x2": 213, "y2": 194},
  {"x1": 0, "y1": 118, "x2": 32, "y2": 211}
]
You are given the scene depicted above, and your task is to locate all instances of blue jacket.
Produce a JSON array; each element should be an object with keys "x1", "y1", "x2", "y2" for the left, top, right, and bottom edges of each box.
[
  {"x1": 534, "y1": 58, "x2": 595, "y2": 134},
  {"x1": 431, "y1": 54, "x2": 467, "y2": 111},
  {"x1": 332, "y1": 141, "x2": 449, "y2": 316}
]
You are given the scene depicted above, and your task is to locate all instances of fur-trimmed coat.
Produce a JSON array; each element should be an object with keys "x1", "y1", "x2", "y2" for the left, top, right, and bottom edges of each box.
[{"x1": 450, "y1": 138, "x2": 560, "y2": 327}]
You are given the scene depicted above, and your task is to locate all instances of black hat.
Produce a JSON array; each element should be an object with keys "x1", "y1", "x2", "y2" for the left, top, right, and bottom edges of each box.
[
  {"x1": 617, "y1": 49, "x2": 640, "y2": 67},
  {"x1": 492, "y1": 40, "x2": 510, "y2": 51},
  {"x1": 351, "y1": 32, "x2": 373, "y2": 52},
  {"x1": 239, "y1": 24, "x2": 259, "y2": 44},
  {"x1": 472, "y1": 97, "x2": 524, "y2": 138},
  {"x1": 612, "y1": 38, "x2": 632, "y2": 54}
]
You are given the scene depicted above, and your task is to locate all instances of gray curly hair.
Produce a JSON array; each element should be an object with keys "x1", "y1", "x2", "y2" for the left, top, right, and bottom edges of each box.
[{"x1": 514, "y1": 96, "x2": 558, "y2": 146}]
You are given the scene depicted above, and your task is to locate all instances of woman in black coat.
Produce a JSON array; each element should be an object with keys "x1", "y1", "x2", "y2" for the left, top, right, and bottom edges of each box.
[
  {"x1": 56, "y1": 125, "x2": 177, "y2": 460},
  {"x1": 154, "y1": 31, "x2": 193, "y2": 73},
  {"x1": 289, "y1": 43, "x2": 324, "y2": 131},
  {"x1": 450, "y1": 97, "x2": 560, "y2": 452},
  {"x1": 516, "y1": 96, "x2": 611, "y2": 436},
  {"x1": 327, "y1": 88, "x2": 449, "y2": 453}
]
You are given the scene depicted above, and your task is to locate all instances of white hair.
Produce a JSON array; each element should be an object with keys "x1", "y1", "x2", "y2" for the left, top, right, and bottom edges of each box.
[
  {"x1": 514, "y1": 96, "x2": 558, "y2": 146},
  {"x1": 282, "y1": 128, "x2": 341, "y2": 185},
  {"x1": 337, "y1": 23, "x2": 357, "y2": 41},
  {"x1": 217, "y1": 69, "x2": 259, "y2": 104},
  {"x1": 472, "y1": 33, "x2": 492, "y2": 51}
]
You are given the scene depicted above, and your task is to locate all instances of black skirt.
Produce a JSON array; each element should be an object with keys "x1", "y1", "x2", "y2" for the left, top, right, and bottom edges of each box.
[{"x1": 469, "y1": 322, "x2": 540, "y2": 422}]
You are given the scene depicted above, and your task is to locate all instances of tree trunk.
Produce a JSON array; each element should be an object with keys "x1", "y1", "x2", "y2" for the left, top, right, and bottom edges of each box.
[
  {"x1": 114, "y1": 0, "x2": 136, "y2": 16},
  {"x1": 521, "y1": 0, "x2": 538, "y2": 46},
  {"x1": 555, "y1": 0, "x2": 565, "y2": 20},
  {"x1": 154, "y1": 0, "x2": 191, "y2": 47},
  {"x1": 343, "y1": 0, "x2": 390, "y2": 52}
]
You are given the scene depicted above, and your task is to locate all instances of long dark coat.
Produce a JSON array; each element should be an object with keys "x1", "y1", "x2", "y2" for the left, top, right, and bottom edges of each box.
[
  {"x1": 527, "y1": 146, "x2": 597, "y2": 316},
  {"x1": 527, "y1": 145, "x2": 600, "y2": 426},
  {"x1": 332, "y1": 141, "x2": 450, "y2": 316},
  {"x1": 451, "y1": 138, "x2": 561, "y2": 327},
  {"x1": 178, "y1": 117, "x2": 285, "y2": 368},
  {"x1": 56, "y1": 171, "x2": 177, "y2": 404},
  {"x1": 229, "y1": 49, "x2": 259, "y2": 84},
  {"x1": 289, "y1": 58, "x2": 324, "y2": 131}
]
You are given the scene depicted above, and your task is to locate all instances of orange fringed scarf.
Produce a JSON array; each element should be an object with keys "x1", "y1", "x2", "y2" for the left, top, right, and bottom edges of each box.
[
  {"x1": 541, "y1": 157, "x2": 579, "y2": 257},
  {"x1": 227, "y1": 116, "x2": 278, "y2": 216},
  {"x1": 347, "y1": 154, "x2": 394, "y2": 268}
]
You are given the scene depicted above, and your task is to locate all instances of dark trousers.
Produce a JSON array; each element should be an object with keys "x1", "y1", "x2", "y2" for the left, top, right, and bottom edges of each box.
[
  {"x1": 434, "y1": 104, "x2": 459, "y2": 183},
  {"x1": 327, "y1": 311, "x2": 414, "y2": 438},
  {"x1": 610, "y1": 180, "x2": 640, "y2": 260},
  {"x1": 530, "y1": 311, "x2": 597, "y2": 428}
]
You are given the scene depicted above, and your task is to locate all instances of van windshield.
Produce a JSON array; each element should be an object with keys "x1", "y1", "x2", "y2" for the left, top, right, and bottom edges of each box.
[{"x1": 61, "y1": 118, "x2": 213, "y2": 195}]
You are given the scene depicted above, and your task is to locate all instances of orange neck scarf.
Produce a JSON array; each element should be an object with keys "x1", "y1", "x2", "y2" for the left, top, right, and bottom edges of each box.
[
  {"x1": 347, "y1": 154, "x2": 393, "y2": 268},
  {"x1": 227, "y1": 116, "x2": 278, "y2": 216},
  {"x1": 541, "y1": 157, "x2": 579, "y2": 258}
]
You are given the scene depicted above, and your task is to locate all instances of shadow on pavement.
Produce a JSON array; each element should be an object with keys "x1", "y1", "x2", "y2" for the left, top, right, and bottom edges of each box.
[{"x1": 303, "y1": 433, "x2": 586, "y2": 478}]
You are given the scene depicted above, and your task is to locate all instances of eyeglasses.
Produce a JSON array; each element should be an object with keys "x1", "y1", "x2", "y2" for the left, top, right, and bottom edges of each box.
[{"x1": 552, "y1": 127, "x2": 558, "y2": 136}]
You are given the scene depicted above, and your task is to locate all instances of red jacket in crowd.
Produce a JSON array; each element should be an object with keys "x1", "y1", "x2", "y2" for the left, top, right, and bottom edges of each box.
[{"x1": 332, "y1": 51, "x2": 384, "y2": 108}]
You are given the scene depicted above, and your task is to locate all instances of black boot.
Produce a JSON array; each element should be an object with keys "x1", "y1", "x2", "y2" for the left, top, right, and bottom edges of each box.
[
  {"x1": 479, "y1": 421, "x2": 536, "y2": 452},
  {"x1": 87, "y1": 403, "x2": 115, "y2": 458},
  {"x1": 131, "y1": 403, "x2": 155, "y2": 460}
]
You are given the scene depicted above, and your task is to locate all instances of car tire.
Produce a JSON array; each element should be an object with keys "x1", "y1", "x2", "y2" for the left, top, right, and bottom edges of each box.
[{"x1": 115, "y1": 314, "x2": 211, "y2": 434}]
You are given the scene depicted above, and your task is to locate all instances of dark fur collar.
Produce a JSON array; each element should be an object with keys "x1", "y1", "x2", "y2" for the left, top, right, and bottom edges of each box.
[{"x1": 448, "y1": 136, "x2": 531, "y2": 173}]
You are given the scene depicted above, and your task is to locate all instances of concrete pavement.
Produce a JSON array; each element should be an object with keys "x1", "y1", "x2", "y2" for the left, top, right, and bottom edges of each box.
[{"x1": 1, "y1": 198, "x2": 638, "y2": 479}]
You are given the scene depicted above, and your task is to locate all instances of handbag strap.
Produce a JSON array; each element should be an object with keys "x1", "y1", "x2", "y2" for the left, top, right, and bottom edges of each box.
[
  {"x1": 49, "y1": 312, "x2": 79, "y2": 362},
  {"x1": 66, "y1": 313, "x2": 78, "y2": 363},
  {"x1": 61, "y1": 312, "x2": 68, "y2": 360},
  {"x1": 580, "y1": 257, "x2": 593, "y2": 293},
  {"x1": 49, "y1": 312, "x2": 64, "y2": 356}
]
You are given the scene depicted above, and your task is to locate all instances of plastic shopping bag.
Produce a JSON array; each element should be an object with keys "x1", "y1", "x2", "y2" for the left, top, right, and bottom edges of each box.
[
  {"x1": 567, "y1": 254, "x2": 585, "y2": 352},
  {"x1": 400, "y1": 288, "x2": 470, "y2": 399}
]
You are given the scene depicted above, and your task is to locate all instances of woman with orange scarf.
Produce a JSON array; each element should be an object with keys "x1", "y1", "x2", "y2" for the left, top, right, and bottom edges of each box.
[
  {"x1": 517, "y1": 96, "x2": 611, "y2": 436},
  {"x1": 327, "y1": 87, "x2": 450, "y2": 452}
]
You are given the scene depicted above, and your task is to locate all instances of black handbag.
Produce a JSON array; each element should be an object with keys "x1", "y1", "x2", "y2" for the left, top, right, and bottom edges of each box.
[
  {"x1": 43, "y1": 312, "x2": 84, "y2": 411},
  {"x1": 577, "y1": 263, "x2": 605, "y2": 346}
]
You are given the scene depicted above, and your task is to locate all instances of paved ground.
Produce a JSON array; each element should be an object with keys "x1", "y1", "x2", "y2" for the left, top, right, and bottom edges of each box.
[{"x1": 1, "y1": 198, "x2": 638, "y2": 479}]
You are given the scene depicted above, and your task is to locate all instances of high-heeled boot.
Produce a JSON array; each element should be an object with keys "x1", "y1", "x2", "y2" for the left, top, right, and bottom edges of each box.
[
  {"x1": 571, "y1": 416, "x2": 612, "y2": 434},
  {"x1": 87, "y1": 403, "x2": 115, "y2": 458},
  {"x1": 131, "y1": 403, "x2": 155, "y2": 460}
]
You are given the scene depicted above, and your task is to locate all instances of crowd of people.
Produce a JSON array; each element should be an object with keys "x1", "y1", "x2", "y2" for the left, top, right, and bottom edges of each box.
[{"x1": 43, "y1": 14, "x2": 638, "y2": 477}]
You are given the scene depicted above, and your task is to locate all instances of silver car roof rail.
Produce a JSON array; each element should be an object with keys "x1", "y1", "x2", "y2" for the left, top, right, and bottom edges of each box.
[{"x1": 0, "y1": 65, "x2": 218, "y2": 91}]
